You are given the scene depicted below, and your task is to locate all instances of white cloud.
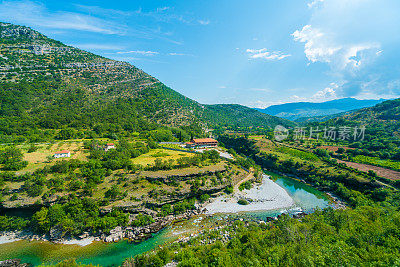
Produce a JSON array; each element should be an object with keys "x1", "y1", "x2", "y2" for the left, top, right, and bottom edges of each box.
[
  {"x1": 246, "y1": 48, "x2": 291, "y2": 61},
  {"x1": 289, "y1": 83, "x2": 338, "y2": 103},
  {"x1": 290, "y1": 95, "x2": 307, "y2": 102},
  {"x1": 0, "y1": 0, "x2": 126, "y2": 35},
  {"x1": 246, "y1": 49, "x2": 266, "y2": 53},
  {"x1": 168, "y1": 52, "x2": 192, "y2": 56},
  {"x1": 136, "y1": 6, "x2": 209, "y2": 26},
  {"x1": 310, "y1": 83, "x2": 338, "y2": 101},
  {"x1": 293, "y1": 25, "x2": 380, "y2": 72},
  {"x1": 116, "y1": 50, "x2": 159, "y2": 56},
  {"x1": 250, "y1": 100, "x2": 287, "y2": 109},
  {"x1": 75, "y1": 44, "x2": 124, "y2": 50},
  {"x1": 156, "y1": 7, "x2": 170, "y2": 12},
  {"x1": 292, "y1": 1, "x2": 398, "y2": 99},
  {"x1": 292, "y1": 25, "x2": 340, "y2": 63},
  {"x1": 345, "y1": 44, "x2": 380, "y2": 68},
  {"x1": 112, "y1": 51, "x2": 193, "y2": 57},
  {"x1": 249, "y1": 88, "x2": 272, "y2": 93},
  {"x1": 198, "y1": 19, "x2": 210, "y2": 25},
  {"x1": 307, "y1": 0, "x2": 325, "y2": 8},
  {"x1": 292, "y1": 0, "x2": 400, "y2": 103},
  {"x1": 73, "y1": 4, "x2": 132, "y2": 18},
  {"x1": 0, "y1": 1, "x2": 185, "y2": 43}
]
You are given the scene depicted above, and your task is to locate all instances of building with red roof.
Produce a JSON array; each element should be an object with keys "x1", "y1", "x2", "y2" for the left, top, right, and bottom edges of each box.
[
  {"x1": 186, "y1": 138, "x2": 218, "y2": 148},
  {"x1": 54, "y1": 150, "x2": 70, "y2": 158}
]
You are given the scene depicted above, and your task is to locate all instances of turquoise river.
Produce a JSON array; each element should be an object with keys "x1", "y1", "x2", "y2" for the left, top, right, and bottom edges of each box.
[{"x1": 0, "y1": 172, "x2": 333, "y2": 266}]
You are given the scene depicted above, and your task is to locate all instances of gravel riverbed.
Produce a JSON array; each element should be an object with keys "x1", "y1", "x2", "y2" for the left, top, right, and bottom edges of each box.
[{"x1": 204, "y1": 174, "x2": 295, "y2": 214}]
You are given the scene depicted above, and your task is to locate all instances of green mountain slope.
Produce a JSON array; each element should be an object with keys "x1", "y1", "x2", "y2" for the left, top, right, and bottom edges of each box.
[
  {"x1": 324, "y1": 98, "x2": 400, "y2": 132},
  {"x1": 295, "y1": 110, "x2": 356, "y2": 123},
  {"x1": 203, "y1": 104, "x2": 295, "y2": 128},
  {"x1": 0, "y1": 22, "x2": 290, "y2": 143},
  {"x1": 342, "y1": 98, "x2": 400, "y2": 122},
  {"x1": 307, "y1": 98, "x2": 400, "y2": 157}
]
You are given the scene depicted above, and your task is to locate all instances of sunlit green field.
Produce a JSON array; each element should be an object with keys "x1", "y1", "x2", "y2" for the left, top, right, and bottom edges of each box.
[{"x1": 131, "y1": 148, "x2": 195, "y2": 166}]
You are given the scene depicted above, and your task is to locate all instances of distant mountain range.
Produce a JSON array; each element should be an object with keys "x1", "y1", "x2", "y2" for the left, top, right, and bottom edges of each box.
[{"x1": 256, "y1": 98, "x2": 387, "y2": 121}]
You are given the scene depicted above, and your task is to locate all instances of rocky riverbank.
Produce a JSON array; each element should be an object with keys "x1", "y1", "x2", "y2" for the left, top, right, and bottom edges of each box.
[
  {"x1": 100, "y1": 209, "x2": 201, "y2": 243},
  {"x1": 0, "y1": 259, "x2": 30, "y2": 267},
  {"x1": 0, "y1": 209, "x2": 202, "y2": 246}
]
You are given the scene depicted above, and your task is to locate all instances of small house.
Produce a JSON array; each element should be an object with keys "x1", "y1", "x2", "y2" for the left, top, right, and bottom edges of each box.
[
  {"x1": 104, "y1": 143, "x2": 116, "y2": 151},
  {"x1": 54, "y1": 150, "x2": 70, "y2": 158}
]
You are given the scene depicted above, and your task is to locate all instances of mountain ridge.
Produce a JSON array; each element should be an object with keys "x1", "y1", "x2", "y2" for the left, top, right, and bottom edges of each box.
[
  {"x1": 257, "y1": 97, "x2": 387, "y2": 121},
  {"x1": 0, "y1": 22, "x2": 293, "y2": 143}
]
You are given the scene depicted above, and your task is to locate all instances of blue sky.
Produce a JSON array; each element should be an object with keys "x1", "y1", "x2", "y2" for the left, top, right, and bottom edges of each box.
[{"x1": 1, "y1": 0, "x2": 400, "y2": 108}]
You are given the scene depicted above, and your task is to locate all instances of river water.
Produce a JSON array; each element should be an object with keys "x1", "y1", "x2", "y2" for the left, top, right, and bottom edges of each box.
[{"x1": 0, "y1": 172, "x2": 332, "y2": 266}]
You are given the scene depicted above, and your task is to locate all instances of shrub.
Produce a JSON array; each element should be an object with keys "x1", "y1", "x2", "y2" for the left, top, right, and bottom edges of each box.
[
  {"x1": 224, "y1": 186, "x2": 234, "y2": 194},
  {"x1": 239, "y1": 181, "x2": 252, "y2": 191},
  {"x1": 131, "y1": 214, "x2": 154, "y2": 227},
  {"x1": 237, "y1": 199, "x2": 249, "y2": 205},
  {"x1": 27, "y1": 144, "x2": 38, "y2": 153},
  {"x1": 199, "y1": 194, "x2": 210, "y2": 203}
]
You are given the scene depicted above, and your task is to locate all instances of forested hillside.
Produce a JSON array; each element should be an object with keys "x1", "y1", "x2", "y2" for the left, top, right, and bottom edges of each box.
[
  {"x1": 339, "y1": 98, "x2": 400, "y2": 122},
  {"x1": 202, "y1": 104, "x2": 295, "y2": 128},
  {"x1": 0, "y1": 22, "x2": 291, "y2": 143},
  {"x1": 304, "y1": 98, "x2": 400, "y2": 160}
]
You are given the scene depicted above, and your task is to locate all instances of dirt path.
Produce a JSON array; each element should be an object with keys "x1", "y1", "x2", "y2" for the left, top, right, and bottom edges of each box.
[
  {"x1": 337, "y1": 159, "x2": 400, "y2": 181},
  {"x1": 234, "y1": 169, "x2": 254, "y2": 191}
]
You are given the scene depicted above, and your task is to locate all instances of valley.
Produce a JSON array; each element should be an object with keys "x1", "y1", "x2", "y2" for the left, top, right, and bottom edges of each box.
[{"x1": 1, "y1": 19, "x2": 400, "y2": 267}]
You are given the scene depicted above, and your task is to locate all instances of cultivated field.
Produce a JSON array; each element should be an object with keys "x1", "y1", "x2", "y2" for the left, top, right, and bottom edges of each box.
[
  {"x1": 18, "y1": 141, "x2": 88, "y2": 174},
  {"x1": 318, "y1": 146, "x2": 355, "y2": 152},
  {"x1": 131, "y1": 148, "x2": 195, "y2": 166},
  {"x1": 337, "y1": 159, "x2": 400, "y2": 181},
  {"x1": 141, "y1": 161, "x2": 227, "y2": 178}
]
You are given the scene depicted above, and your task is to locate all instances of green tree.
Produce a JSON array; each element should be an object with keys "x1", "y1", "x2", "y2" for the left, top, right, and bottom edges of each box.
[
  {"x1": 0, "y1": 147, "x2": 28, "y2": 171},
  {"x1": 32, "y1": 207, "x2": 50, "y2": 232}
]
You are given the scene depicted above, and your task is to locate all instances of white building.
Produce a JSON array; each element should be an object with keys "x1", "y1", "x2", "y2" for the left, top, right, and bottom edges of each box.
[
  {"x1": 104, "y1": 143, "x2": 116, "y2": 151},
  {"x1": 54, "y1": 150, "x2": 70, "y2": 158}
]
